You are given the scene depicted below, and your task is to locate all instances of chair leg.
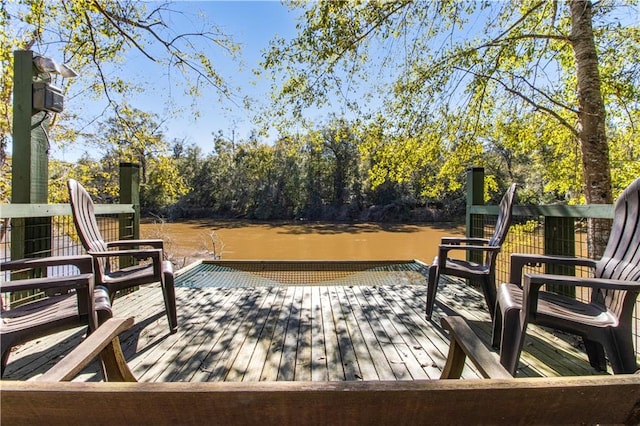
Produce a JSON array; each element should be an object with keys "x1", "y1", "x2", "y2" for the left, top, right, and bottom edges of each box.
[
  {"x1": 425, "y1": 264, "x2": 439, "y2": 320},
  {"x1": 603, "y1": 332, "x2": 639, "y2": 374},
  {"x1": 480, "y1": 276, "x2": 496, "y2": 320},
  {"x1": 491, "y1": 307, "x2": 502, "y2": 349},
  {"x1": 583, "y1": 339, "x2": 607, "y2": 372},
  {"x1": 498, "y1": 305, "x2": 526, "y2": 376},
  {"x1": 1, "y1": 346, "x2": 10, "y2": 377},
  {"x1": 161, "y1": 262, "x2": 178, "y2": 334}
]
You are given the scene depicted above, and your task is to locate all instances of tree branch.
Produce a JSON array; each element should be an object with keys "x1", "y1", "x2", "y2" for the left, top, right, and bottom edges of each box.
[
  {"x1": 91, "y1": 0, "x2": 157, "y2": 62},
  {"x1": 454, "y1": 66, "x2": 579, "y2": 136}
]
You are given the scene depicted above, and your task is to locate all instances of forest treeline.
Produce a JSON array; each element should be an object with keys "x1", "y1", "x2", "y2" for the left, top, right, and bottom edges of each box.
[{"x1": 2, "y1": 110, "x2": 636, "y2": 224}]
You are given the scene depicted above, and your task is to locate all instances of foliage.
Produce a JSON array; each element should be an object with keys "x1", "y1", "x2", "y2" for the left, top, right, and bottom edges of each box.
[
  {"x1": 0, "y1": 155, "x2": 11, "y2": 203},
  {"x1": 143, "y1": 155, "x2": 188, "y2": 211},
  {"x1": 1, "y1": 0, "x2": 240, "y2": 165},
  {"x1": 262, "y1": 0, "x2": 640, "y2": 205}
]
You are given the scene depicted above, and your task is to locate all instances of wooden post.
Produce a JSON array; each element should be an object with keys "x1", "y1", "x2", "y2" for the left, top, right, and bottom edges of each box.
[
  {"x1": 10, "y1": 50, "x2": 51, "y2": 268},
  {"x1": 466, "y1": 167, "x2": 484, "y2": 264},
  {"x1": 119, "y1": 163, "x2": 140, "y2": 268}
]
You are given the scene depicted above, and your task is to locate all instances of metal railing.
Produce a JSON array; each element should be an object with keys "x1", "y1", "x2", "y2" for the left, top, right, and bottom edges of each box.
[{"x1": 1, "y1": 204, "x2": 135, "y2": 306}]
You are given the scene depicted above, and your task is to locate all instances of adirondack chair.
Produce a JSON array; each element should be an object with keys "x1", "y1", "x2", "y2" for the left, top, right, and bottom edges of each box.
[
  {"x1": 67, "y1": 179, "x2": 177, "y2": 334},
  {"x1": 426, "y1": 183, "x2": 517, "y2": 320},
  {"x1": 1, "y1": 255, "x2": 111, "y2": 376},
  {"x1": 494, "y1": 177, "x2": 640, "y2": 375}
]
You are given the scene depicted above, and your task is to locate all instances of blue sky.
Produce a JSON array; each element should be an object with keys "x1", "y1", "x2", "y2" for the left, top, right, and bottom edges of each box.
[
  {"x1": 54, "y1": 1, "x2": 300, "y2": 161},
  {"x1": 44, "y1": 1, "x2": 640, "y2": 162}
]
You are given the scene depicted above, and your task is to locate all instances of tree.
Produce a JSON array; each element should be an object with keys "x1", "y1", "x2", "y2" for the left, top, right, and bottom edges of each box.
[
  {"x1": 97, "y1": 105, "x2": 166, "y2": 183},
  {"x1": 263, "y1": 0, "x2": 639, "y2": 205},
  {"x1": 1, "y1": 0, "x2": 240, "y2": 166},
  {"x1": 263, "y1": 0, "x2": 639, "y2": 254},
  {"x1": 318, "y1": 118, "x2": 361, "y2": 207},
  {"x1": 95, "y1": 106, "x2": 187, "y2": 210}
]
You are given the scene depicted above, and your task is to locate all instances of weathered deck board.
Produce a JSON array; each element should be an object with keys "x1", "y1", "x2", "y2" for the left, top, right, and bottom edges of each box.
[
  {"x1": 309, "y1": 286, "x2": 329, "y2": 381},
  {"x1": 3, "y1": 276, "x2": 605, "y2": 382},
  {"x1": 346, "y1": 287, "x2": 399, "y2": 380}
]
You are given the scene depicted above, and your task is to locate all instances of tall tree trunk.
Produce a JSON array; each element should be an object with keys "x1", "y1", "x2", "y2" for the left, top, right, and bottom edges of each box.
[{"x1": 570, "y1": 0, "x2": 612, "y2": 257}]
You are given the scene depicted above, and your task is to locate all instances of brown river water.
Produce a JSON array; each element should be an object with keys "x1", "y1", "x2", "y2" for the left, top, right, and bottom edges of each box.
[{"x1": 140, "y1": 220, "x2": 465, "y2": 269}]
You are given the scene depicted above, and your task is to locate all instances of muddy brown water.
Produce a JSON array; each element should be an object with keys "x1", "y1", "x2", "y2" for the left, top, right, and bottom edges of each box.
[{"x1": 140, "y1": 220, "x2": 465, "y2": 269}]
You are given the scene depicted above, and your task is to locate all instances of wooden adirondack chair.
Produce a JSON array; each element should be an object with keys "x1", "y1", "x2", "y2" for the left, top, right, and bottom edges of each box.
[
  {"x1": 1, "y1": 255, "x2": 111, "y2": 376},
  {"x1": 67, "y1": 179, "x2": 177, "y2": 334},
  {"x1": 426, "y1": 183, "x2": 517, "y2": 320},
  {"x1": 494, "y1": 177, "x2": 640, "y2": 375}
]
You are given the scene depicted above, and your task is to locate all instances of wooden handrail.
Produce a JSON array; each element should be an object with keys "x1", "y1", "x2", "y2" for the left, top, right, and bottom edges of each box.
[
  {"x1": 439, "y1": 316, "x2": 512, "y2": 379},
  {"x1": 35, "y1": 317, "x2": 137, "y2": 382}
]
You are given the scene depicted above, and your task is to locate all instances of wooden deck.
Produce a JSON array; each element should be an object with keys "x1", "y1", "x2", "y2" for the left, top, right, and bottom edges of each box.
[{"x1": 3, "y1": 261, "x2": 606, "y2": 382}]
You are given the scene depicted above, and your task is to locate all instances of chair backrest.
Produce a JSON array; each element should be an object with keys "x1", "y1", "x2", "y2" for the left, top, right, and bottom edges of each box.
[
  {"x1": 597, "y1": 178, "x2": 640, "y2": 281},
  {"x1": 595, "y1": 178, "x2": 640, "y2": 315},
  {"x1": 67, "y1": 179, "x2": 109, "y2": 273},
  {"x1": 488, "y1": 183, "x2": 518, "y2": 247},
  {"x1": 483, "y1": 183, "x2": 517, "y2": 268}
]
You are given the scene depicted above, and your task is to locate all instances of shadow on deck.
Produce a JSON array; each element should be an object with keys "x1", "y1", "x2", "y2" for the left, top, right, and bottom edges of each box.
[{"x1": 3, "y1": 260, "x2": 608, "y2": 382}]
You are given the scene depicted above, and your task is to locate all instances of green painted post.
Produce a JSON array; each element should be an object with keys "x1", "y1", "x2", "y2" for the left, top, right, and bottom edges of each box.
[
  {"x1": 119, "y1": 163, "x2": 140, "y2": 268},
  {"x1": 466, "y1": 167, "x2": 484, "y2": 264},
  {"x1": 10, "y1": 50, "x2": 51, "y2": 267},
  {"x1": 544, "y1": 216, "x2": 576, "y2": 297}
]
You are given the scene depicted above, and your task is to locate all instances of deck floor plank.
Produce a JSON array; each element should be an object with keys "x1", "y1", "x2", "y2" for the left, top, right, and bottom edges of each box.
[
  {"x1": 135, "y1": 287, "x2": 226, "y2": 382},
  {"x1": 310, "y1": 286, "x2": 329, "y2": 381},
  {"x1": 221, "y1": 288, "x2": 281, "y2": 381},
  {"x1": 242, "y1": 287, "x2": 288, "y2": 382},
  {"x1": 225, "y1": 288, "x2": 278, "y2": 381},
  {"x1": 335, "y1": 285, "x2": 379, "y2": 380},
  {"x1": 3, "y1": 269, "x2": 609, "y2": 382},
  {"x1": 327, "y1": 285, "x2": 360, "y2": 381},
  {"x1": 204, "y1": 288, "x2": 271, "y2": 381},
  {"x1": 130, "y1": 287, "x2": 224, "y2": 381},
  {"x1": 168, "y1": 293, "x2": 258, "y2": 381},
  {"x1": 344, "y1": 286, "x2": 398, "y2": 380},
  {"x1": 319, "y1": 287, "x2": 345, "y2": 381},
  {"x1": 382, "y1": 285, "x2": 474, "y2": 378},
  {"x1": 179, "y1": 288, "x2": 253, "y2": 382},
  {"x1": 187, "y1": 288, "x2": 258, "y2": 381},
  {"x1": 295, "y1": 286, "x2": 313, "y2": 381},
  {"x1": 357, "y1": 287, "x2": 414, "y2": 380},
  {"x1": 361, "y1": 286, "x2": 443, "y2": 379},
  {"x1": 365, "y1": 287, "x2": 432, "y2": 380},
  {"x1": 260, "y1": 287, "x2": 297, "y2": 381},
  {"x1": 277, "y1": 286, "x2": 303, "y2": 381},
  {"x1": 166, "y1": 287, "x2": 258, "y2": 382}
]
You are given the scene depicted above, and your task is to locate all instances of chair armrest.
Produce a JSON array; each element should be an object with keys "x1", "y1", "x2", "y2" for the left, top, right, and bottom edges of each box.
[
  {"x1": 521, "y1": 273, "x2": 640, "y2": 320},
  {"x1": 440, "y1": 316, "x2": 512, "y2": 379},
  {"x1": 36, "y1": 317, "x2": 137, "y2": 382},
  {"x1": 509, "y1": 254, "x2": 597, "y2": 286},
  {"x1": 439, "y1": 244, "x2": 501, "y2": 253},
  {"x1": 106, "y1": 239, "x2": 164, "y2": 250},
  {"x1": 526, "y1": 273, "x2": 640, "y2": 292},
  {"x1": 1, "y1": 255, "x2": 94, "y2": 274},
  {"x1": 0, "y1": 273, "x2": 94, "y2": 293},
  {"x1": 438, "y1": 244, "x2": 500, "y2": 266},
  {"x1": 88, "y1": 248, "x2": 162, "y2": 262},
  {"x1": 441, "y1": 237, "x2": 490, "y2": 245}
]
